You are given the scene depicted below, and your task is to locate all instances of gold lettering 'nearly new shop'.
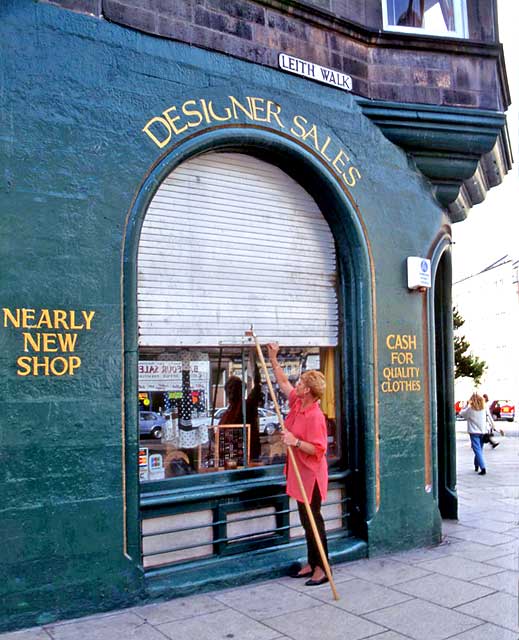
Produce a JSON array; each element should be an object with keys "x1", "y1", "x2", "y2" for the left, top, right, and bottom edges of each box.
[{"x1": 2, "y1": 307, "x2": 96, "y2": 377}]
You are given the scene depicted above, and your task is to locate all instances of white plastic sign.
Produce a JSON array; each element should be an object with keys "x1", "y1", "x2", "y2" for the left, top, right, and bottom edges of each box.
[{"x1": 407, "y1": 257, "x2": 431, "y2": 290}]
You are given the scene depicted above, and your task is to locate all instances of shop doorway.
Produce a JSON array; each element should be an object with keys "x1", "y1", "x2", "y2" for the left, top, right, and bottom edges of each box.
[{"x1": 433, "y1": 248, "x2": 458, "y2": 519}]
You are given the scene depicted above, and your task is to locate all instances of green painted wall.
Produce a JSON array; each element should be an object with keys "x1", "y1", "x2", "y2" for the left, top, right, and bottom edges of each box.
[{"x1": 1, "y1": 0, "x2": 449, "y2": 631}]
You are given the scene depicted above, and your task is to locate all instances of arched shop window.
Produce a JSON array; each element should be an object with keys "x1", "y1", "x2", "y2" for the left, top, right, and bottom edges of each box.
[{"x1": 137, "y1": 152, "x2": 341, "y2": 482}]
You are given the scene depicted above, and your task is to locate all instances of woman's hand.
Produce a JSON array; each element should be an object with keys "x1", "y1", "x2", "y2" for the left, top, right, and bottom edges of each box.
[
  {"x1": 282, "y1": 431, "x2": 298, "y2": 447},
  {"x1": 267, "y1": 342, "x2": 293, "y2": 398},
  {"x1": 266, "y1": 342, "x2": 279, "y2": 361}
]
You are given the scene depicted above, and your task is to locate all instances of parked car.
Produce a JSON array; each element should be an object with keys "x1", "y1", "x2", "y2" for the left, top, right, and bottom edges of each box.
[
  {"x1": 208, "y1": 407, "x2": 281, "y2": 435},
  {"x1": 258, "y1": 408, "x2": 281, "y2": 435},
  {"x1": 489, "y1": 400, "x2": 515, "y2": 422},
  {"x1": 139, "y1": 411, "x2": 166, "y2": 439}
]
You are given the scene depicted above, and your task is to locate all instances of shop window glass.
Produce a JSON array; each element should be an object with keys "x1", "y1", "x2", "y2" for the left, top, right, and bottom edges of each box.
[
  {"x1": 138, "y1": 346, "x2": 340, "y2": 481},
  {"x1": 382, "y1": 0, "x2": 467, "y2": 37}
]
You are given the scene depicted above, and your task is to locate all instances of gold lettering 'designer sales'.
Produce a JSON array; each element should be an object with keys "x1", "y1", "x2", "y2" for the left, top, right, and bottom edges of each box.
[{"x1": 143, "y1": 95, "x2": 362, "y2": 189}]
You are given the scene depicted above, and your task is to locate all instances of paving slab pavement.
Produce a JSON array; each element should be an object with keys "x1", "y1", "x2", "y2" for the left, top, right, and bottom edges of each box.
[{"x1": 2, "y1": 432, "x2": 517, "y2": 640}]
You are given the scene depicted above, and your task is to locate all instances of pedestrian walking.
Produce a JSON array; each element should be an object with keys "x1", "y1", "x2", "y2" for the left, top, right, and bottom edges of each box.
[
  {"x1": 459, "y1": 392, "x2": 487, "y2": 475},
  {"x1": 483, "y1": 393, "x2": 504, "y2": 448}
]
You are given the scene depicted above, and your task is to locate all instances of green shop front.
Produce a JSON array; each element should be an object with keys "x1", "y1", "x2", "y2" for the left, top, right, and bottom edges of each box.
[{"x1": 0, "y1": 2, "x2": 510, "y2": 632}]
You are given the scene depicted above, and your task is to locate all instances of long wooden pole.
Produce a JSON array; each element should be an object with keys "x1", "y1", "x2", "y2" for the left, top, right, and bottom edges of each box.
[{"x1": 247, "y1": 329, "x2": 339, "y2": 601}]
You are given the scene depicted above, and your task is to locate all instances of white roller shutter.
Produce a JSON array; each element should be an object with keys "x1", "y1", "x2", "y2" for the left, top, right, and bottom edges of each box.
[{"x1": 137, "y1": 152, "x2": 338, "y2": 347}]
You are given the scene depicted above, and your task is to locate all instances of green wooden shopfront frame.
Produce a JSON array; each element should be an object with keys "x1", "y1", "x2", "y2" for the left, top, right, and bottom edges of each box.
[{"x1": 124, "y1": 128, "x2": 376, "y2": 594}]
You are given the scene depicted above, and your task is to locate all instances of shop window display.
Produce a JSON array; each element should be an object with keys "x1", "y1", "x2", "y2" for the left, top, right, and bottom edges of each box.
[{"x1": 138, "y1": 346, "x2": 340, "y2": 481}]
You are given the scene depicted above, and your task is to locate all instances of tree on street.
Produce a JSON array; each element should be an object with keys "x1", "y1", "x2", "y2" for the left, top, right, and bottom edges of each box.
[{"x1": 453, "y1": 307, "x2": 487, "y2": 385}]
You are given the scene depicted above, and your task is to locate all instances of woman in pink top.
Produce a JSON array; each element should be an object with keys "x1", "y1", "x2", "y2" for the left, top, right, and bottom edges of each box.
[{"x1": 267, "y1": 343, "x2": 329, "y2": 586}]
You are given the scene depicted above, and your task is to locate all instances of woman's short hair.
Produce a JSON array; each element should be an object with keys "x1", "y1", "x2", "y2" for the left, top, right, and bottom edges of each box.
[
  {"x1": 301, "y1": 370, "x2": 326, "y2": 400},
  {"x1": 469, "y1": 393, "x2": 485, "y2": 411}
]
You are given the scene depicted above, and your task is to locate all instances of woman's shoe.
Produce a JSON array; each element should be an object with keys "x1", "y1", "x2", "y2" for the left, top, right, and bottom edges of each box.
[
  {"x1": 289, "y1": 570, "x2": 312, "y2": 578},
  {"x1": 491, "y1": 442, "x2": 500, "y2": 449},
  {"x1": 474, "y1": 465, "x2": 479, "y2": 472},
  {"x1": 305, "y1": 576, "x2": 329, "y2": 586},
  {"x1": 478, "y1": 469, "x2": 486, "y2": 475}
]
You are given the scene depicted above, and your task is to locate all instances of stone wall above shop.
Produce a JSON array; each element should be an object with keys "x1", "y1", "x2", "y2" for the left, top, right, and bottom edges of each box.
[
  {"x1": 41, "y1": 0, "x2": 512, "y2": 218},
  {"x1": 44, "y1": 0, "x2": 509, "y2": 112},
  {"x1": 297, "y1": 0, "x2": 497, "y2": 42}
]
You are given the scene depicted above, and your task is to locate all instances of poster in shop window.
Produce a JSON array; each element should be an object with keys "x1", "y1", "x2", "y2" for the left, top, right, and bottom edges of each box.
[{"x1": 138, "y1": 360, "x2": 209, "y2": 392}]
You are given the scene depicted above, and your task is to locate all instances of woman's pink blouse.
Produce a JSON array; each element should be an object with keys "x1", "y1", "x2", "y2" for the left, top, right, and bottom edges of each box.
[{"x1": 284, "y1": 389, "x2": 328, "y2": 502}]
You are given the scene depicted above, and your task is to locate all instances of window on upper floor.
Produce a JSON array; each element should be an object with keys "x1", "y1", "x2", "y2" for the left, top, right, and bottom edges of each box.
[{"x1": 382, "y1": 0, "x2": 467, "y2": 38}]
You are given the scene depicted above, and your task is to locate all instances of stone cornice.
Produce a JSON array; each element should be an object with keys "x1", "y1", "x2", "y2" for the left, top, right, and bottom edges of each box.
[
  {"x1": 449, "y1": 127, "x2": 513, "y2": 221},
  {"x1": 358, "y1": 99, "x2": 512, "y2": 221}
]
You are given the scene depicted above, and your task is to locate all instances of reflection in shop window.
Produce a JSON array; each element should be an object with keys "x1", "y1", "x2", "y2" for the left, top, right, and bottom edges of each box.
[
  {"x1": 382, "y1": 0, "x2": 467, "y2": 37},
  {"x1": 138, "y1": 346, "x2": 340, "y2": 481}
]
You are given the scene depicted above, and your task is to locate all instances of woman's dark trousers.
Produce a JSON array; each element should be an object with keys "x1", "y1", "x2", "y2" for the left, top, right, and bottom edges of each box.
[{"x1": 297, "y1": 482, "x2": 329, "y2": 570}]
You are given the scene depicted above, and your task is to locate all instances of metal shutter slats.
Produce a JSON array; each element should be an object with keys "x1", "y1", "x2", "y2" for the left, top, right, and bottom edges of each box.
[{"x1": 138, "y1": 153, "x2": 338, "y2": 347}]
